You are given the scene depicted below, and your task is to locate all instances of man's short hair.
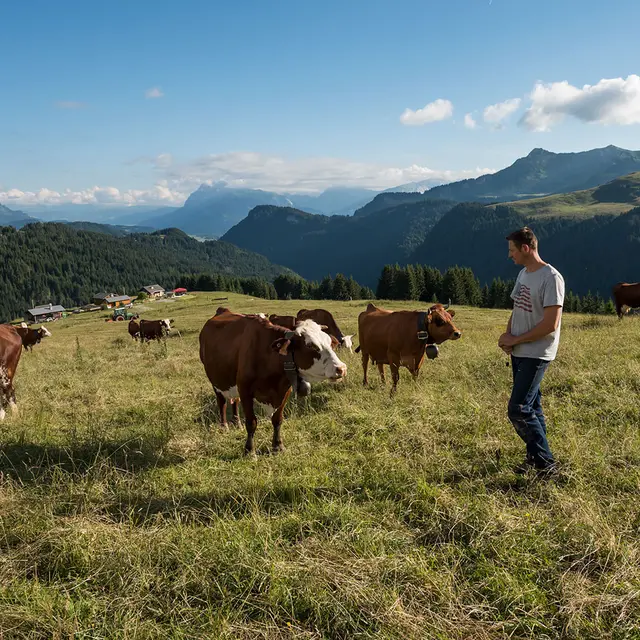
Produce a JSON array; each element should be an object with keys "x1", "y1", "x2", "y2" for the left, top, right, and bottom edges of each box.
[{"x1": 506, "y1": 227, "x2": 538, "y2": 251}]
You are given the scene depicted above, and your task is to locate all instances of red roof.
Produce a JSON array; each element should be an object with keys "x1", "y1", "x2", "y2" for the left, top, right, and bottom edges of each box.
[{"x1": 173, "y1": 288, "x2": 187, "y2": 293}]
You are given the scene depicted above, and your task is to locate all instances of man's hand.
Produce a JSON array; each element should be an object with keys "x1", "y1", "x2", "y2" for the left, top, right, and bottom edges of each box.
[{"x1": 498, "y1": 332, "x2": 518, "y2": 349}]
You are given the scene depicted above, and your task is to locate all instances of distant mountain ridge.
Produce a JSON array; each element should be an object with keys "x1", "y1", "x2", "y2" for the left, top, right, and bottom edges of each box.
[
  {"x1": 141, "y1": 184, "x2": 381, "y2": 238},
  {"x1": 422, "y1": 145, "x2": 640, "y2": 204},
  {"x1": 0, "y1": 204, "x2": 37, "y2": 227}
]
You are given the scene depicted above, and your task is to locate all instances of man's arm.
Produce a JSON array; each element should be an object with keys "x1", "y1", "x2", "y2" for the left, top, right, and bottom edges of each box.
[{"x1": 500, "y1": 306, "x2": 561, "y2": 347}]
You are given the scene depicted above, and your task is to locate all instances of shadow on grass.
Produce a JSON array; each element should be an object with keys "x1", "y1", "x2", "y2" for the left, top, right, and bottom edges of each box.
[
  {"x1": 0, "y1": 438, "x2": 184, "y2": 485},
  {"x1": 104, "y1": 483, "x2": 343, "y2": 526}
]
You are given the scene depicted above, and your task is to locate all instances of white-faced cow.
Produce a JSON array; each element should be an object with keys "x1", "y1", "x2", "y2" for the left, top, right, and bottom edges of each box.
[
  {"x1": 139, "y1": 318, "x2": 172, "y2": 342},
  {"x1": 0, "y1": 325, "x2": 23, "y2": 419},
  {"x1": 14, "y1": 325, "x2": 52, "y2": 351},
  {"x1": 296, "y1": 308, "x2": 355, "y2": 352},
  {"x1": 355, "y1": 302, "x2": 461, "y2": 395},
  {"x1": 199, "y1": 308, "x2": 347, "y2": 456}
]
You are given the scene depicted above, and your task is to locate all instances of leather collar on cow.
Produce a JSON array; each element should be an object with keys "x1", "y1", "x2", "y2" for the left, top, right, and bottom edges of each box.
[
  {"x1": 281, "y1": 331, "x2": 312, "y2": 398},
  {"x1": 416, "y1": 311, "x2": 436, "y2": 345}
]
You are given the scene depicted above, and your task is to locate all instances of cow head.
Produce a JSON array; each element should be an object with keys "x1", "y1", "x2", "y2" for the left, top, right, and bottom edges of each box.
[
  {"x1": 272, "y1": 319, "x2": 347, "y2": 384},
  {"x1": 425, "y1": 304, "x2": 461, "y2": 344},
  {"x1": 38, "y1": 326, "x2": 52, "y2": 339},
  {"x1": 162, "y1": 319, "x2": 172, "y2": 332},
  {"x1": 340, "y1": 334, "x2": 355, "y2": 352}
]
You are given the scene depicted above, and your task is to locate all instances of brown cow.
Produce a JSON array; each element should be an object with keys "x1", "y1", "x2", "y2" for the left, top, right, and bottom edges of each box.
[
  {"x1": 199, "y1": 310, "x2": 347, "y2": 456},
  {"x1": 355, "y1": 302, "x2": 461, "y2": 394},
  {"x1": 296, "y1": 308, "x2": 355, "y2": 352},
  {"x1": 268, "y1": 314, "x2": 297, "y2": 330},
  {"x1": 14, "y1": 324, "x2": 52, "y2": 351},
  {"x1": 128, "y1": 318, "x2": 141, "y2": 340},
  {"x1": 612, "y1": 282, "x2": 640, "y2": 319},
  {"x1": 0, "y1": 325, "x2": 23, "y2": 420},
  {"x1": 139, "y1": 318, "x2": 172, "y2": 342}
]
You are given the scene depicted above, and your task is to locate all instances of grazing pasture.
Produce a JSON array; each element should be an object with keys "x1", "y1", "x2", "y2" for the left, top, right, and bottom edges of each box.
[{"x1": 1, "y1": 292, "x2": 640, "y2": 639}]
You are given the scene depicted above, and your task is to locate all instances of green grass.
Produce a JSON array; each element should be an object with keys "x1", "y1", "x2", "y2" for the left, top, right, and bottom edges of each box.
[{"x1": 2, "y1": 293, "x2": 640, "y2": 639}]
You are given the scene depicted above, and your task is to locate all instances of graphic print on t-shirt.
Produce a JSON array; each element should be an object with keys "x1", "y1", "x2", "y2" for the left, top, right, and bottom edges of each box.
[{"x1": 514, "y1": 283, "x2": 533, "y2": 313}]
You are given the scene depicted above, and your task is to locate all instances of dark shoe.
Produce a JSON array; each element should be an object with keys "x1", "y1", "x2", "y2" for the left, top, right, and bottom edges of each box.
[{"x1": 513, "y1": 457, "x2": 535, "y2": 474}]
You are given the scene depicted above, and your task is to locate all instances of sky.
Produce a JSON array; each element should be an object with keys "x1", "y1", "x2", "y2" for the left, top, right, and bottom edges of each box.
[{"x1": 2, "y1": 0, "x2": 640, "y2": 208}]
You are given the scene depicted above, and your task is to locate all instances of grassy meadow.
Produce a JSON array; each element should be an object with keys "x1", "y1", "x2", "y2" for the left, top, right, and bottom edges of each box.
[{"x1": 1, "y1": 292, "x2": 640, "y2": 639}]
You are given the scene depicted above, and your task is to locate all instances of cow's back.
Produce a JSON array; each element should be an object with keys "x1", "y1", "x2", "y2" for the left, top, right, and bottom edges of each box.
[
  {"x1": 199, "y1": 312, "x2": 250, "y2": 390},
  {"x1": 0, "y1": 325, "x2": 23, "y2": 378},
  {"x1": 358, "y1": 307, "x2": 419, "y2": 360}
]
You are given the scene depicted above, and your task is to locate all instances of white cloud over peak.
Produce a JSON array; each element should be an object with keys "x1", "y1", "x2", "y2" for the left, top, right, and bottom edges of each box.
[
  {"x1": 464, "y1": 113, "x2": 477, "y2": 129},
  {"x1": 145, "y1": 87, "x2": 164, "y2": 99},
  {"x1": 1, "y1": 152, "x2": 495, "y2": 207},
  {"x1": 520, "y1": 74, "x2": 640, "y2": 132},
  {"x1": 482, "y1": 98, "x2": 521, "y2": 127},
  {"x1": 400, "y1": 98, "x2": 453, "y2": 125}
]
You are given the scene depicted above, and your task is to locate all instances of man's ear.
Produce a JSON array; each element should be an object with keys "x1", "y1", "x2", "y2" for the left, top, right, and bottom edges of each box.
[{"x1": 272, "y1": 338, "x2": 291, "y2": 355}]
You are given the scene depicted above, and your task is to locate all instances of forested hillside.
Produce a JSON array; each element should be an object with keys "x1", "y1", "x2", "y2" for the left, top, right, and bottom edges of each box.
[
  {"x1": 221, "y1": 199, "x2": 455, "y2": 285},
  {"x1": 0, "y1": 223, "x2": 293, "y2": 321}
]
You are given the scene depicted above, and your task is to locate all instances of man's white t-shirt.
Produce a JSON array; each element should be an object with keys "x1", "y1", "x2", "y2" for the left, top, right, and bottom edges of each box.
[{"x1": 510, "y1": 264, "x2": 565, "y2": 361}]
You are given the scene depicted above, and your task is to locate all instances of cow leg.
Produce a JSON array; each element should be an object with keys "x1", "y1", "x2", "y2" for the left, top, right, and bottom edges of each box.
[
  {"x1": 362, "y1": 351, "x2": 370, "y2": 386},
  {"x1": 271, "y1": 391, "x2": 291, "y2": 453},
  {"x1": 231, "y1": 399, "x2": 241, "y2": 427},
  {"x1": 215, "y1": 391, "x2": 229, "y2": 429},
  {"x1": 239, "y1": 391, "x2": 258, "y2": 457},
  {"x1": 616, "y1": 302, "x2": 623, "y2": 319},
  {"x1": 390, "y1": 361, "x2": 400, "y2": 396},
  {"x1": 377, "y1": 363, "x2": 386, "y2": 383}
]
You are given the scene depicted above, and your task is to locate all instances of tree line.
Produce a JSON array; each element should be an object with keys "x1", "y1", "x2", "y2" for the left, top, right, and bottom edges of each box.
[{"x1": 375, "y1": 264, "x2": 617, "y2": 314}]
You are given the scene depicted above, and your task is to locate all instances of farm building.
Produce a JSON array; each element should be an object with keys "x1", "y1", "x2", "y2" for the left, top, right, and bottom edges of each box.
[
  {"x1": 93, "y1": 292, "x2": 116, "y2": 305},
  {"x1": 26, "y1": 303, "x2": 66, "y2": 323},
  {"x1": 140, "y1": 284, "x2": 165, "y2": 298},
  {"x1": 104, "y1": 295, "x2": 132, "y2": 309},
  {"x1": 167, "y1": 287, "x2": 187, "y2": 298}
]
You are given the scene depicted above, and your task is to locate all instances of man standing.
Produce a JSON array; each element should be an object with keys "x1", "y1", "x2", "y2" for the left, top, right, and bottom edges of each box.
[{"x1": 498, "y1": 227, "x2": 565, "y2": 475}]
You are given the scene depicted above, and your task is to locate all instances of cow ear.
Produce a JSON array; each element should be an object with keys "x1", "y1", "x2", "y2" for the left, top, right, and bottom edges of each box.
[
  {"x1": 448, "y1": 309, "x2": 455, "y2": 318},
  {"x1": 272, "y1": 338, "x2": 291, "y2": 355}
]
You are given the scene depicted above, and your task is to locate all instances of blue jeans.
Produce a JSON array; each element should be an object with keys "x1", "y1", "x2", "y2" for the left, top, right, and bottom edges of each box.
[{"x1": 509, "y1": 356, "x2": 555, "y2": 468}]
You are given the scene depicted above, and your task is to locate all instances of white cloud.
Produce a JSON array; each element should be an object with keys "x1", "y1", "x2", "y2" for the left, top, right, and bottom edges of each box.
[
  {"x1": 464, "y1": 113, "x2": 477, "y2": 129},
  {"x1": 482, "y1": 98, "x2": 521, "y2": 127},
  {"x1": 163, "y1": 151, "x2": 494, "y2": 194},
  {"x1": 55, "y1": 101, "x2": 87, "y2": 109},
  {"x1": 520, "y1": 74, "x2": 640, "y2": 132},
  {"x1": 400, "y1": 98, "x2": 453, "y2": 125},
  {"x1": 145, "y1": 87, "x2": 164, "y2": 99},
  {"x1": 0, "y1": 184, "x2": 186, "y2": 207}
]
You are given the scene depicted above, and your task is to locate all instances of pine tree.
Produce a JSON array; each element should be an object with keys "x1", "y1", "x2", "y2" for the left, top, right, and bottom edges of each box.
[{"x1": 332, "y1": 273, "x2": 349, "y2": 301}]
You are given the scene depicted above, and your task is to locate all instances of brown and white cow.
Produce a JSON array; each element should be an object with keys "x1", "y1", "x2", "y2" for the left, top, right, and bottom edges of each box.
[
  {"x1": 612, "y1": 282, "x2": 640, "y2": 319},
  {"x1": 296, "y1": 308, "x2": 355, "y2": 352},
  {"x1": 0, "y1": 325, "x2": 23, "y2": 420},
  {"x1": 139, "y1": 318, "x2": 172, "y2": 342},
  {"x1": 199, "y1": 310, "x2": 347, "y2": 456},
  {"x1": 355, "y1": 302, "x2": 461, "y2": 394},
  {"x1": 14, "y1": 324, "x2": 52, "y2": 351}
]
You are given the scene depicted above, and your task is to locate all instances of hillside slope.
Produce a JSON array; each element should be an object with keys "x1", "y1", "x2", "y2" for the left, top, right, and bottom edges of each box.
[
  {"x1": 498, "y1": 171, "x2": 640, "y2": 219},
  {"x1": 221, "y1": 199, "x2": 455, "y2": 285}
]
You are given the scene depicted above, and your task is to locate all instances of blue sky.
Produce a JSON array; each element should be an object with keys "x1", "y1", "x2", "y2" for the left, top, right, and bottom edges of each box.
[{"x1": 2, "y1": 0, "x2": 640, "y2": 206}]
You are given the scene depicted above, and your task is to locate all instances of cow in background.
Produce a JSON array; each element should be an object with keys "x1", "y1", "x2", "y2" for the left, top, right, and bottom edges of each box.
[
  {"x1": 0, "y1": 325, "x2": 23, "y2": 419},
  {"x1": 14, "y1": 324, "x2": 52, "y2": 351},
  {"x1": 296, "y1": 308, "x2": 355, "y2": 352},
  {"x1": 139, "y1": 318, "x2": 172, "y2": 342},
  {"x1": 355, "y1": 302, "x2": 461, "y2": 395},
  {"x1": 128, "y1": 318, "x2": 141, "y2": 340},
  {"x1": 613, "y1": 282, "x2": 640, "y2": 319}
]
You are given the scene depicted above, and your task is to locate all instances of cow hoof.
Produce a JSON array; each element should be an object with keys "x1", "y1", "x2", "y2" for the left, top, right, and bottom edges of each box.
[
  {"x1": 271, "y1": 444, "x2": 286, "y2": 454},
  {"x1": 244, "y1": 451, "x2": 258, "y2": 461}
]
